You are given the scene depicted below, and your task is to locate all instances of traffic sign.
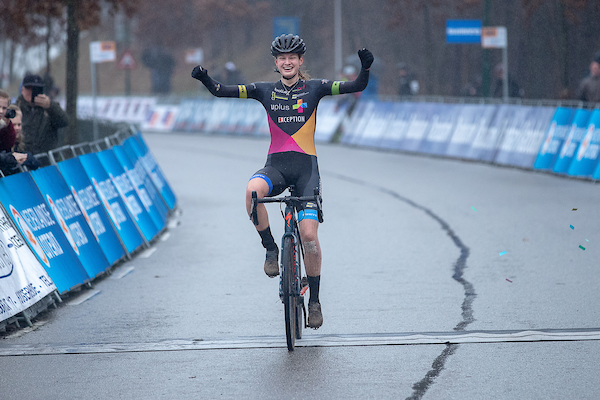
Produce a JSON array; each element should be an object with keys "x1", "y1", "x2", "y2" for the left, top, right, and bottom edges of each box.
[
  {"x1": 90, "y1": 41, "x2": 116, "y2": 63},
  {"x1": 117, "y1": 50, "x2": 137, "y2": 70},
  {"x1": 482, "y1": 27, "x2": 507, "y2": 49}
]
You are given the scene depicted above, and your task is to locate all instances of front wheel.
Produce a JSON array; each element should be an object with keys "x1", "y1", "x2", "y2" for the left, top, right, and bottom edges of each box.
[{"x1": 282, "y1": 236, "x2": 296, "y2": 351}]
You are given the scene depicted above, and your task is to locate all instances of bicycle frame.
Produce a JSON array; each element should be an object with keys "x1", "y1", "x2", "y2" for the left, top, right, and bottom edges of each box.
[{"x1": 250, "y1": 187, "x2": 322, "y2": 350}]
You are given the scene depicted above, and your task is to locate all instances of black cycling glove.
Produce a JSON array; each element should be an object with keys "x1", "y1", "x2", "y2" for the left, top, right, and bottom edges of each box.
[
  {"x1": 358, "y1": 48, "x2": 374, "y2": 70},
  {"x1": 191, "y1": 65, "x2": 208, "y2": 80}
]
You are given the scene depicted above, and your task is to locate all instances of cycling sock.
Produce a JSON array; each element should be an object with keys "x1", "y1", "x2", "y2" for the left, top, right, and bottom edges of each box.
[
  {"x1": 307, "y1": 275, "x2": 320, "y2": 304},
  {"x1": 258, "y1": 227, "x2": 278, "y2": 251}
]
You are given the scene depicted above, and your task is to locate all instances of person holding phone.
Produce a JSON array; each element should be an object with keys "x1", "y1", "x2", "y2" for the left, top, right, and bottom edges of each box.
[{"x1": 16, "y1": 74, "x2": 68, "y2": 155}]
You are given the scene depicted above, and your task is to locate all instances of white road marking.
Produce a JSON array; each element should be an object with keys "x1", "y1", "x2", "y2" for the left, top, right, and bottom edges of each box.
[
  {"x1": 1, "y1": 329, "x2": 599, "y2": 356},
  {"x1": 139, "y1": 248, "x2": 156, "y2": 258},
  {"x1": 110, "y1": 266, "x2": 135, "y2": 280},
  {"x1": 67, "y1": 290, "x2": 101, "y2": 306}
]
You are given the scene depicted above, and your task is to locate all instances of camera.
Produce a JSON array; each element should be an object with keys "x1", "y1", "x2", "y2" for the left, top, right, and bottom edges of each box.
[
  {"x1": 31, "y1": 85, "x2": 44, "y2": 102},
  {"x1": 4, "y1": 109, "x2": 16, "y2": 119}
]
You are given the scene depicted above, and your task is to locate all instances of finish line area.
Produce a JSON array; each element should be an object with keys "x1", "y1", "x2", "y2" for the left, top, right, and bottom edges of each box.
[{"x1": 2, "y1": 328, "x2": 600, "y2": 356}]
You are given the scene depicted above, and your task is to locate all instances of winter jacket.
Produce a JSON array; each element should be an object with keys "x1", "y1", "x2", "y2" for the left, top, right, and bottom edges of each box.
[{"x1": 16, "y1": 94, "x2": 68, "y2": 155}]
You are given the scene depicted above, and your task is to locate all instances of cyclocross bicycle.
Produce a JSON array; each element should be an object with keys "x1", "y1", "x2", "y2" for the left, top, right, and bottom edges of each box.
[{"x1": 250, "y1": 187, "x2": 323, "y2": 351}]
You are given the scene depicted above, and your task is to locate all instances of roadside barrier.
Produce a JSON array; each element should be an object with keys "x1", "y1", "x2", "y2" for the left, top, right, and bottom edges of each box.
[
  {"x1": 77, "y1": 95, "x2": 600, "y2": 180},
  {"x1": 0, "y1": 126, "x2": 177, "y2": 332}
]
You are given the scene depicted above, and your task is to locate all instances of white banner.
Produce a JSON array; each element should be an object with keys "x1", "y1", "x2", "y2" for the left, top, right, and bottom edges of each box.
[{"x1": 0, "y1": 207, "x2": 56, "y2": 323}]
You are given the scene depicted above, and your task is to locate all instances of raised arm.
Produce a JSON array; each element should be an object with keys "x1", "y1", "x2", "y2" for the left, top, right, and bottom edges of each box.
[
  {"x1": 335, "y1": 48, "x2": 374, "y2": 95},
  {"x1": 191, "y1": 65, "x2": 247, "y2": 98}
]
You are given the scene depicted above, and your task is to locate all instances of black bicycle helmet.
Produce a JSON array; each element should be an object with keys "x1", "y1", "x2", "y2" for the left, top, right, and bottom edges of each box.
[{"x1": 271, "y1": 34, "x2": 306, "y2": 57}]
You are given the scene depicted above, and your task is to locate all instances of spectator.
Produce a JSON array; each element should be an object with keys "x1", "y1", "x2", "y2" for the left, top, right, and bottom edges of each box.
[
  {"x1": 576, "y1": 51, "x2": 600, "y2": 103},
  {"x1": 16, "y1": 74, "x2": 69, "y2": 155},
  {"x1": 492, "y1": 62, "x2": 523, "y2": 98},
  {"x1": 8, "y1": 104, "x2": 23, "y2": 151},
  {"x1": 0, "y1": 150, "x2": 40, "y2": 176},
  {"x1": 397, "y1": 62, "x2": 419, "y2": 96},
  {"x1": 0, "y1": 89, "x2": 17, "y2": 152},
  {"x1": 0, "y1": 103, "x2": 41, "y2": 175},
  {"x1": 221, "y1": 62, "x2": 247, "y2": 85}
]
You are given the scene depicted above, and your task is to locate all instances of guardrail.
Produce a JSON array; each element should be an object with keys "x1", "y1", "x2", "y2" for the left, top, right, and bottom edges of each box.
[
  {"x1": 0, "y1": 125, "x2": 177, "y2": 332},
  {"x1": 71, "y1": 95, "x2": 600, "y2": 179}
]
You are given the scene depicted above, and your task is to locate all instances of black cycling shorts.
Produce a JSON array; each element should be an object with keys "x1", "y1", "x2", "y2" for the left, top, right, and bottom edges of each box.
[{"x1": 250, "y1": 152, "x2": 321, "y2": 215}]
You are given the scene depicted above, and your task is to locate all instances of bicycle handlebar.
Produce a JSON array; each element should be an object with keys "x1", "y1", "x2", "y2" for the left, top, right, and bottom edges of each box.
[{"x1": 250, "y1": 189, "x2": 323, "y2": 225}]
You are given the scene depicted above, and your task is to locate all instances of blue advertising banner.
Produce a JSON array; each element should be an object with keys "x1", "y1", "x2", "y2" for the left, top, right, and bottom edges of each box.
[
  {"x1": 31, "y1": 166, "x2": 110, "y2": 279},
  {"x1": 315, "y1": 98, "x2": 348, "y2": 143},
  {"x1": 114, "y1": 143, "x2": 168, "y2": 231},
  {"x1": 494, "y1": 106, "x2": 534, "y2": 165},
  {"x1": 533, "y1": 107, "x2": 575, "y2": 170},
  {"x1": 340, "y1": 100, "x2": 371, "y2": 145},
  {"x1": 357, "y1": 101, "x2": 394, "y2": 148},
  {"x1": 378, "y1": 102, "x2": 415, "y2": 150},
  {"x1": 553, "y1": 109, "x2": 592, "y2": 174},
  {"x1": 57, "y1": 157, "x2": 127, "y2": 266},
  {"x1": 420, "y1": 103, "x2": 459, "y2": 155},
  {"x1": 79, "y1": 153, "x2": 145, "y2": 253},
  {"x1": 0, "y1": 205, "x2": 56, "y2": 323},
  {"x1": 132, "y1": 133, "x2": 177, "y2": 211},
  {"x1": 446, "y1": 104, "x2": 496, "y2": 159},
  {"x1": 0, "y1": 173, "x2": 89, "y2": 294},
  {"x1": 566, "y1": 109, "x2": 600, "y2": 177},
  {"x1": 508, "y1": 106, "x2": 556, "y2": 168},
  {"x1": 96, "y1": 149, "x2": 159, "y2": 241},
  {"x1": 398, "y1": 102, "x2": 436, "y2": 152},
  {"x1": 468, "y1": 104, "x2": 515, "y2": 162}
]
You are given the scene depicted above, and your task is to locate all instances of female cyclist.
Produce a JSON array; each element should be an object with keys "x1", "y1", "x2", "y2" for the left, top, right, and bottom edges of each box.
[{"x1": 192, "y1": 34, "x2": 374, "y2": 329}]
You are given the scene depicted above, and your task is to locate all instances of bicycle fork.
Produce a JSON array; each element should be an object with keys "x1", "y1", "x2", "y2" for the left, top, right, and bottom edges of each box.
[{"x1": 279, "y1": 206, "x2": 308, "y2": 328}]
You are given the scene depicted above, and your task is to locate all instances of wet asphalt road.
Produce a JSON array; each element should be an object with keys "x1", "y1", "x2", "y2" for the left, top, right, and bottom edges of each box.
[{"x1": 1, "y1": 132, "x2": 599, "y2": 399}]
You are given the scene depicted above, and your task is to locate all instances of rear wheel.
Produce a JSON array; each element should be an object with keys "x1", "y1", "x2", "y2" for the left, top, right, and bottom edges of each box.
[{"x1": 282, "y1": 236, "x2": 296, "y2": 351}]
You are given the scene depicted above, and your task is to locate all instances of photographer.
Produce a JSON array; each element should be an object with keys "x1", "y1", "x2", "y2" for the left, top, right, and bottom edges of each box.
[
  {"x1": 0, "y1": 89, "x2": 17, "y2": 152},
  {"x1": 16, "y1": 74, "x2": 68, "y2": 155},
  {"x1": 0, "y1": 103, "x2": 41, "y2": 176}
]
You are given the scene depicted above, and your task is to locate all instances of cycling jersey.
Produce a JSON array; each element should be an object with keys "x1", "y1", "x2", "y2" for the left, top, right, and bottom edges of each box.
[
  {"x1": 196, "y1": 68, "x2": 369, "y2": 215},
  {"x1": 197, "y1": 68, "x2": 369, "y2": 156}
]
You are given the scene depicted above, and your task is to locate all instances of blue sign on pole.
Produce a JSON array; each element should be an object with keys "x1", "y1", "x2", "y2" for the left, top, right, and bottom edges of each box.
[
  {"x1": 31, "y1": 166, "x2": 111, "y2": 279},
  {"x1": 79, "y1": 152, "x2": 145, "y2": 254},
  {"x1": 0, "y1": 173, "x2": 90, "y2": 294},
  {"x1": 273, "y1": 17, "x2": 300, "y2": 39},
  {"x1": 446, "y1": 20, "x2": 482, "y2": 44},
  {"x1": 96, "y1": 149, "x2": 159, "y2": 242},
  {"x1": 57, "y1": 157, "x2": 127, "y2": 266}
]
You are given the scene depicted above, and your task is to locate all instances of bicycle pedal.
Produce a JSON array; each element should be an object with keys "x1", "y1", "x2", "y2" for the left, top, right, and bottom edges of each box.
[{"x1": 300, "y1": 286, "x2": 308, "y2": 296}]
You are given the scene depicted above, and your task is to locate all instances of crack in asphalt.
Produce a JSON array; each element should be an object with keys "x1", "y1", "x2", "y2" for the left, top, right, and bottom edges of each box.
[{"x1": 329, "y1": 173, "x2": 475, "y2": 400}]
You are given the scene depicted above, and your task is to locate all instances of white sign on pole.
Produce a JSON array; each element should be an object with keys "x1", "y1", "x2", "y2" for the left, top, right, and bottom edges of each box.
[
  {"x1": 0, "y1": 207, "x2": 55, "y2": 323},
  {"x1": 481, "y1": 27, "x2": 507, "y2": 49},
  {"x1": 90, "y1": 41, "x2": 117, "y2": 63},
  {"x1": 185, "y1": 48, "x2": 204, "y2": 64}
]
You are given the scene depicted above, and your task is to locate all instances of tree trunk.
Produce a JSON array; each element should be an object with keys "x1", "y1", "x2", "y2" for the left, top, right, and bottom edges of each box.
[{"x1": 65, "y1": 0, "x2": 79, "y2": 145}]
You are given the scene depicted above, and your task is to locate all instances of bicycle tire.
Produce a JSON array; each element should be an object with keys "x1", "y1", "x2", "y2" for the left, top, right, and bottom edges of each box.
[{"x1": 282, "y1": 236, "x2": 296, "y2": 351}]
